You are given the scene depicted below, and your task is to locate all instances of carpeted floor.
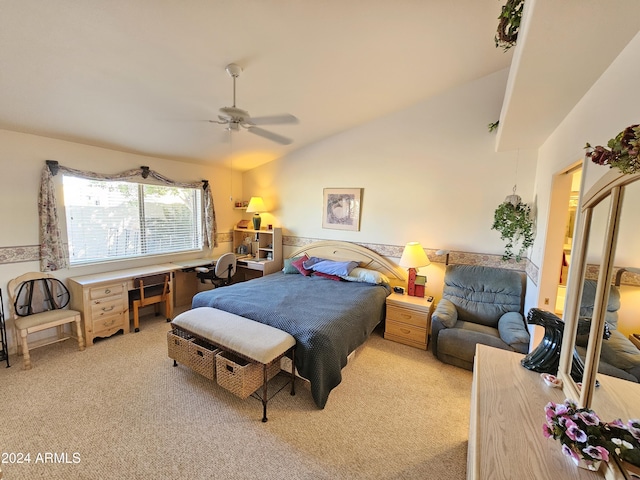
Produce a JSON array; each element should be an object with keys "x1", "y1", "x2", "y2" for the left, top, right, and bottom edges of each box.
[{"x1": 0, "y1": 313, "x2": 472, "y2": 479}]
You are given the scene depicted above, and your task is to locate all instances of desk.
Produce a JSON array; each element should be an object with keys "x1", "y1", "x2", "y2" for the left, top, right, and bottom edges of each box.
[
  {"x1": 68, "y1": 263, "x2": 179, "y2": 345},
  {"x1": 67, "y1": 255, "x2": 275, "y2": 345}
]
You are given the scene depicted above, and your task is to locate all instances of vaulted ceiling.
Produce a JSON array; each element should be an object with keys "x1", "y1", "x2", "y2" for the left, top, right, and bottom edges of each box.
[
  {"x1": 0, "y1": 0, "x2": 512, "y2": 171},
  {"x1": 1, "y1": 1, "x2": 638, "y2": 171}
]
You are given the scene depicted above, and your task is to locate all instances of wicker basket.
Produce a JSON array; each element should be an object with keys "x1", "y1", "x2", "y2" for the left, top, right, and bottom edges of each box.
[
  {"x1": 188, "y1": 338, "x2": 220, "y2": 380},
  {"x1": 167, "y1": 329, "x2": 193, "y2": 365},
  {"x1": 216, "y1": 351, "x2": 281, "y2": 399}
]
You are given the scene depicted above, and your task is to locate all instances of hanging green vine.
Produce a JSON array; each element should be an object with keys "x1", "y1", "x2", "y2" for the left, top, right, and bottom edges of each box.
[
  {"x1": 491, "y1": 198, "x2": 534, "y2": 261},
  {"x1": 495, "y1": 0, "x2": 524, "y2": 51}
]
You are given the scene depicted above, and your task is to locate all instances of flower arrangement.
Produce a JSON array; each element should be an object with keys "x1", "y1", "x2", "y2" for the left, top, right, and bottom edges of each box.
[
  {"x1": 543, "y1": 399, "x2": 609, "y2": 470},
  {"x1": 585, "y1": 124, "x2": 640, "y2": 174}
]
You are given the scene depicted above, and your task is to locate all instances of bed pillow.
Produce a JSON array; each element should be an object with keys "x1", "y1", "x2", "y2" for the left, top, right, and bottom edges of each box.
[
  {"x1": 340, "y1": 267, "x2": 390, "y2": 285},
  {"x1": 283, "y1": 256, "x2": 304, "y2": 274},
  {"x1": 305, "y1": 259, "x2": 359, "y2": 276},
  {"x1": 313, "y1": 271, "x2": 343, "y2": 281},
  {"x1": 291, "y1": 255, "x2": 313, "y2": 276}
]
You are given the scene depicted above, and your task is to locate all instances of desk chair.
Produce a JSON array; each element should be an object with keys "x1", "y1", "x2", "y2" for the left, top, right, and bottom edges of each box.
[
  {"x1": 8, "y1": 273, "x2": 85, "y2": 370},
  {"x1": 195, "y1": 252, "x2": 237, "y2": 287},
  {"x1": 130, "y1": 273, "x2": 172, "y2": 332}
]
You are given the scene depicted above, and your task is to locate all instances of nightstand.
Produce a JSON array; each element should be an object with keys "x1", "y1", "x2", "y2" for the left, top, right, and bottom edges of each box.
[{"x1": 384, "y1": 293, "x2": 434, "y2": 350}]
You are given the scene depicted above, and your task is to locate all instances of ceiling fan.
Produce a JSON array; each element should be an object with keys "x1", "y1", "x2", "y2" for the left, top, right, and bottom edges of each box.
[{"x1": 210, "y1": 63, "x2": 298, "y2": 145}]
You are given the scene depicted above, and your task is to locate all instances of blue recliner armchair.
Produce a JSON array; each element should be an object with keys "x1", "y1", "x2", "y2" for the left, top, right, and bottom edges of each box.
[{"x1": 431, "y1": 264, "x2": 529, "y2": 370}]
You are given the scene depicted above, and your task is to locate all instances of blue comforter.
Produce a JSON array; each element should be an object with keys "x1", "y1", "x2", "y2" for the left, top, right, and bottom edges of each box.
[{"x1": 192, "y1": 272, "x2": 390, "y2": 408}]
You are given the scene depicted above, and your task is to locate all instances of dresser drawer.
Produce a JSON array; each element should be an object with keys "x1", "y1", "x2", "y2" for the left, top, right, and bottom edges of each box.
[
  {"x1": 386, "y1": 305, "x2": 429, "y2": 328},
  {"x1": 92, "y1": 313, "x2": 126, "y2": 337},
  {"x1": 90, "y1": 284, "x2": 125, "y2": 300},
  {"x1": 385, "y1": 320, "x2": 427, "y2": 346},
  {"x1": 91, "y1": 298, "x2": 125, "y2": 318}
]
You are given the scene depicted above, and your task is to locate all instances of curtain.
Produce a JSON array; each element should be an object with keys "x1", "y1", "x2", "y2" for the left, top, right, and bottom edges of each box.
[{"x1": 38, "y1": 163, "x2": 217, "y2": 272}]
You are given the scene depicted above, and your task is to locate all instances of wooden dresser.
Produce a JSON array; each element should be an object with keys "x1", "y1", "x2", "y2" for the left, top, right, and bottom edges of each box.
[
  {"x1": 469, "y1": 345, "x2": 639, "y2": 480},
  {"x1": 69, "y1": 280, "x2": 130, "y2": 346}
]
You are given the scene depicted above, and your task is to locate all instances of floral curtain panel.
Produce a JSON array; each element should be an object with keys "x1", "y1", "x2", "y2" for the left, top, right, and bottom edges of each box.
[{"x1": 38, "y1": 162, "x2": 217, "y2": 272}]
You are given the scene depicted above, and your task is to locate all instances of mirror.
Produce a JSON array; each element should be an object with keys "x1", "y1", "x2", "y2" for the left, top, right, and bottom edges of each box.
[
  {"x1": 572, "y1": 194, "x2": 611, "y2": 386},
  {"x1": 559, "y1": 168, "x2": 640, "y2": 408}
]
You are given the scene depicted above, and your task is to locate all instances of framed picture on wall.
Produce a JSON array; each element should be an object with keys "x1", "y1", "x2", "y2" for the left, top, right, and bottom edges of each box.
[{"x1": 322, "y1": 188, "x2": 362, "y2": 231}]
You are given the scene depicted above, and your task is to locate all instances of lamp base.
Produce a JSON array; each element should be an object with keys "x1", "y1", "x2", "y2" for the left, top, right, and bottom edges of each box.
[
  {"x1": 252, "y1": 214, "x2": 261, "y2": 230},
  {"x1": 407, "y1": 268, "x2": 417, "y2": 296}
]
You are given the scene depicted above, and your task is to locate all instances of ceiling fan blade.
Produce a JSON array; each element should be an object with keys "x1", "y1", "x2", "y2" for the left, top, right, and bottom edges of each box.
[
  {"x1": 248, "y1": 114, "x2": 299, "y2": 126},
  {"x1": 208, "y1": 116, "x2": 230, "y2": 125},
  {"x1": 247, "y1": 126, "x2": 293, "y2": 145}
]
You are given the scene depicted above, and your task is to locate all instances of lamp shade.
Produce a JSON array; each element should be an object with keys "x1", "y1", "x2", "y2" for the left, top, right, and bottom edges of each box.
[
  {"x1": 399, "y1": 242, "x2": 430, "y2": 268},
  {"x1": 245, "y1": 196, "x2": 266, "y2": 213}
]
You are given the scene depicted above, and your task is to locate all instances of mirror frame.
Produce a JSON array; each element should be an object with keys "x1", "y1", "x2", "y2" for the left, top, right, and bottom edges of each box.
[{"x1": 558, "y1": 167, "x2": 640, "y2": 407}]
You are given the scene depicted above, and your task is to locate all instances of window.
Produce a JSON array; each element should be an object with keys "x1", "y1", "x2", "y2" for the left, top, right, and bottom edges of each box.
[{"x1": 63, "y1": 176, "x2": 203, "y2": 265}]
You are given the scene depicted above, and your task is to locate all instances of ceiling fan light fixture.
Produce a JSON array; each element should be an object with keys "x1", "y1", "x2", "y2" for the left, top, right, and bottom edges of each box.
[
  {"x1": 225, "y1": 63, "x2": 242, "y2": 78},
  {"x1": 209, "y1": 62, "x2": 298, "y2": 145}
]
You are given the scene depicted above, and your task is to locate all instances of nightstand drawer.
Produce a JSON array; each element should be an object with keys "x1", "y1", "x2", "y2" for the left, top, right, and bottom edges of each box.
[
  {"x1": 385, "y1": 320, "x2": 427, "y2": 348},
  {"x1": 386, "y1": 305, "x2": 429, "y2": 328}
]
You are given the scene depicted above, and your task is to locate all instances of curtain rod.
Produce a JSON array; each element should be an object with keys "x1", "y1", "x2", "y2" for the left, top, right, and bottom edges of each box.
[
  {"x1": 47, "y1": 160, "x2": 209, "y2": 189},
  {"x1": 46, "y1": 160, "x2": 59, "y2": 176}
]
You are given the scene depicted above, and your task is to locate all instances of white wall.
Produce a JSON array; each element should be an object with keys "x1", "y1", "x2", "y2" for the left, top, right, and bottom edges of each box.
[
  {"x1": 242, "y1": 69, "x2": 538, "y2": 301},
  {"x1": 534, "y1": 31, "x2": 640, "y2": 335}
]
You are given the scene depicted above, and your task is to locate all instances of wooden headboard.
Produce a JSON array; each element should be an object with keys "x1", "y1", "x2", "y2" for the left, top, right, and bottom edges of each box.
[{"x1": 288, "y1": 240, "x2": 407, "y2": 287}]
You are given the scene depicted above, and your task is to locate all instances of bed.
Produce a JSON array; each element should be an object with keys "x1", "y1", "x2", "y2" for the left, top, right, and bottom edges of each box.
[{"x1": 191, "y1": 241, "x2": 406, "y2": 408}]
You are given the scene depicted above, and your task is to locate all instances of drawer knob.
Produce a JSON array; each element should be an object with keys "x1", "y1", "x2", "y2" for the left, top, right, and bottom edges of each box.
[
  {"x1": 103, "y1": 318, "x2": 116, "y2": 327},
  {"x1": 400, "y1": 328, "x2": 410, "y2": 334},
  {"x1": 401, "y1": 313, "x2": 411, "y2": 319},
  {"x1": 102, "y1": 306, "x2": 115, "y2": 312},
  {"x1": 105, "y1": 289, "x2": 111, "y2": 294}
]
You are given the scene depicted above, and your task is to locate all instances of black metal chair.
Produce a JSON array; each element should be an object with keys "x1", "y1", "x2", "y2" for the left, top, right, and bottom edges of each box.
[{"x1": 195, "y1": 252, "x2": 237, "y2": 288}]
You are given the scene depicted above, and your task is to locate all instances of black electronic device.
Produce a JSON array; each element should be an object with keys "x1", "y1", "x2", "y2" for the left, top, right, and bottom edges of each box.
[{"x1": 393, "y1": 286, "x2": 405, "y2": 294}]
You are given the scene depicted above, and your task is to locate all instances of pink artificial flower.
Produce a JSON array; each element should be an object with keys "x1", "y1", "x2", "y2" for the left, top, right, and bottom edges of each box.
[
  {"x1": 578, "y1": 411, "x2": 600, "y2": 426},
  {"x1": 582, "y1": 445, "x2": 609, "y2": 462},
  {"x1": 566, "y1": 421, "x2": 588, "y2": 443},
  {"x1": 555, "y1": 403, "x2": 570, "y2": 416},
  {"x1": 609, "y1": 419, "x2": 625, "y2": 429},
  {"x1": 628, "y1": 419, "x2": 640, "y2": 442},
  {"x1": 542, "y1": 424, "x2": 553, "y2": 438},
  {"x1": 562, "y1": 444, "x2": 580, "y2": 462}
]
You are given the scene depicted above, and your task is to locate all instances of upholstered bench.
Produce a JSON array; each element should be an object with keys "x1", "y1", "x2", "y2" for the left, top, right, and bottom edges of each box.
[{"x1": 170, "y1": 307, "x2": 296, "y2": 422}]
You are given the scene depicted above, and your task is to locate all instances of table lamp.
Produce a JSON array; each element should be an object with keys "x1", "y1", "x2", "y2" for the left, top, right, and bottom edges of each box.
[
  {"x1": 399, "y1": 242, "x2": 430, "y2": 297},
  {"x1": 245, "y1": 196, "x2": 266, "y2": 230}
]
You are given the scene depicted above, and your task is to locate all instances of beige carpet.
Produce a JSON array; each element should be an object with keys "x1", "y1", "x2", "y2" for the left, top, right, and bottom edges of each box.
[{"x1": 0, "y1": 313, "x2": 472, "y2": 480}]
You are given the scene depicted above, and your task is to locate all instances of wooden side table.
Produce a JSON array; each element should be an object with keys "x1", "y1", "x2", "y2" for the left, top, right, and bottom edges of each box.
[{"x1": 384, "y1": 293, "x2": 434, "y2": 350}]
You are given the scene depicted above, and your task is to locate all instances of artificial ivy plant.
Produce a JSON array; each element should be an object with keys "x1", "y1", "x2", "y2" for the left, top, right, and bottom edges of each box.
[
  {"x1": 495, "y1": 0, "x2": 524, "y2": 51},
  {"x1": 585, "y1": 124, "x2": 640, "y2": 174},
  {"x1": 491, "y1": 194, "x2": 534, "y2": 262}
]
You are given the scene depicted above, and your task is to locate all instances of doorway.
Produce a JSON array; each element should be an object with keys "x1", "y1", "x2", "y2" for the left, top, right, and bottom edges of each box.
[
  {"x1": 537, "y1": 163, "x2": 583, "y2": 320},
  {"x1": 555, "y1": 169, "x2": 582, "y2": 314}
]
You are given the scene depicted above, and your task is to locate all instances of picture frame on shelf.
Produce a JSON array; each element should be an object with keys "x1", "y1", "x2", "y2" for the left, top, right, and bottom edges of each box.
[{"x1": 322, "y1": 188, "x2": 362, "y2": 231}]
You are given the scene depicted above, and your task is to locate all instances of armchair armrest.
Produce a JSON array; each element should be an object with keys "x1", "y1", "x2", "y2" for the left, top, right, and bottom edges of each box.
[
  {"x1": 432, "y1": 298, "x2": 458, "y2": 328},
  {"x1": 498, "y1": 312, "x2": 530, "y2": 353}
]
